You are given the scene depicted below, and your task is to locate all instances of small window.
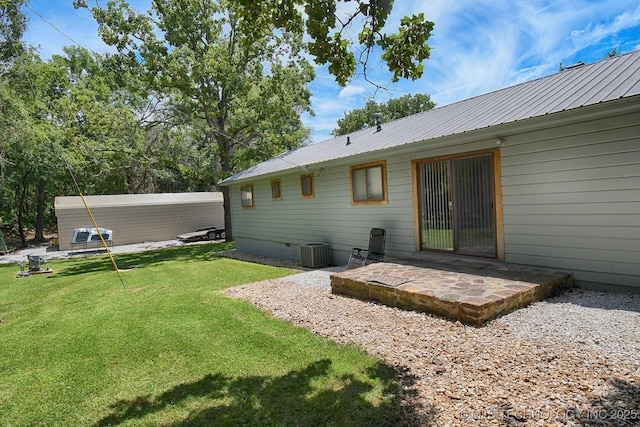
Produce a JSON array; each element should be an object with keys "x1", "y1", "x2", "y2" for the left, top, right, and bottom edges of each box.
[
  {"x1": 271, "y1": 179, "x2": 282, "y2": 200},
  {"x1": 300, "y1": 174, "x2": 314, "y2": 198},
  {"x1": 240, "y1": 184, "x2": 254, "y2": 208},
  {"x1": 350, "y1": 161, "x2": 387, "y2": 204}
]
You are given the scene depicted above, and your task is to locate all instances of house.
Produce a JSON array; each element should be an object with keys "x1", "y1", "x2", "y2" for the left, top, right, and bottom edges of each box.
[
  {"x1": 55, "y1": 192, "x2": 224, "y2": 250},
  {"x1": 220, "y1": 50, "x2": 640, "y2": 294}
]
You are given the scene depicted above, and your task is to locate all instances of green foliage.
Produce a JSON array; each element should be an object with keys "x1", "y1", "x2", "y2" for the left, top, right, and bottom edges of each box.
[
  {"x1": 2, "y1": 0, "x2": 436, "y2": 242},
  {"x1": 51, "y1": 47, "x2": 151, "y2": 195},
  {"x1": 0, "y1": 0, "x2": 26, "y2": 62},
  {"x1": 0, "y1": 48, "x2": 70, "y2": 242},
  {"x1": 0, "y1": 243, "x2": 402, "y2": 425},
  {"x1": 0, "y1": 44, "x2": 204, "y2": 244},
  {"x1": 77, "y1": 0, "x2": 314, "y2": 179},
  {"x1": 236, "y1": 0, "x2": 434, "y2": 86},
  {"x1": 75, "y1": 0, "x2": 317, "y2": 239},
  {"x1": 378, "y1": 13, "x2": 434, "y2": 82},
  {"x1": 333, "y1": 93, "x2": 435, "y2": 135}
]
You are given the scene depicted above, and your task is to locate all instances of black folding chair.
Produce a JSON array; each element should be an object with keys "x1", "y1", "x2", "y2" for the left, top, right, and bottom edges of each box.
[{"x1": 347, "y1": 228, "x2": 386, "y2": 269}]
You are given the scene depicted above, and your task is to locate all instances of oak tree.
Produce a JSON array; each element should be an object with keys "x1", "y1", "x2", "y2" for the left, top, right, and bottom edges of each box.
[
  {"x1": 0, "y1": 49, "x2": 68, "y2": 245},
  {"x1": 75, "y1": 0, "x2": 316, "y2": 239}
]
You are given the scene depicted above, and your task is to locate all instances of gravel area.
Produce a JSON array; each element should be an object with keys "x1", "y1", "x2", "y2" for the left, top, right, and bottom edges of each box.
[{"x1": 220, "y1": 251, "x2": 640, "y2": 427}]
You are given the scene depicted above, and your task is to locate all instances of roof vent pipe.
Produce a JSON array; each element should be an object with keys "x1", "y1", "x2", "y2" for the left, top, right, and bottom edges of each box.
[{"x1": 375, "y1": 112, "x2": 382, "y2": 132}]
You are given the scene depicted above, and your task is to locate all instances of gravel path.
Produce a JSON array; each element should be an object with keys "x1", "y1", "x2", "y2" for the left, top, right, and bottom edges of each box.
[{"x1": 220, "y1": 252, "x2": 640, "y2": 427}]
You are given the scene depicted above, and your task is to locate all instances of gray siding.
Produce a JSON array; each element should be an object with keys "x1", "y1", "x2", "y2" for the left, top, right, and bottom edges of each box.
[
  {"x1": 501, "y1": 110, "x2": 640, "y2": 292},
  {"x1": 223, "y1": 48, "x2": 640, "y2": 293},
  {"x1": 230, "y1": 105, "x2": 640, "y2": 293},
  {"x1": 56, "y1": 193, "x2": 224, "y2": 250},
  {"x1": 230, "y1": 139, "x2": 496, "y2": 265}
]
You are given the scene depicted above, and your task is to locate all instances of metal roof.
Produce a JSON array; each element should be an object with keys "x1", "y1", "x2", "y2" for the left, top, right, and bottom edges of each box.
[{"x1": 222, "y1": 49, "x2": 640, "y2": 184}]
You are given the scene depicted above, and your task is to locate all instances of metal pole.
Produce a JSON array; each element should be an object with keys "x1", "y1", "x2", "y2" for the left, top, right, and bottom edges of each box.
[{"x1": 78, "y1": 194, "x2": 126, "y2": 291}]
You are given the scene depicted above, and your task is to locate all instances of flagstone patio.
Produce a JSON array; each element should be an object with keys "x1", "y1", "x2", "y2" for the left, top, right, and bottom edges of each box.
[{"x1": 330, "y1": 259, "x2": 572, "y2": 325}]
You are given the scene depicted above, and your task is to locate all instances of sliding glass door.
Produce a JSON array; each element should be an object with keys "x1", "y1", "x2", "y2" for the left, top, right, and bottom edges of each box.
[{"x1": 417, "y1": 151, "x2": 497, "y2": 257}]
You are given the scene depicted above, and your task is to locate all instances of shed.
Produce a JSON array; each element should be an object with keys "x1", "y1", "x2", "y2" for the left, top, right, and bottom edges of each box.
[
  {"x1": 220, "y1": 50, "x2": 640, "y2": 294},
  {"x1": 55, "y1": 192, "x2": 224, "y2": 250}
]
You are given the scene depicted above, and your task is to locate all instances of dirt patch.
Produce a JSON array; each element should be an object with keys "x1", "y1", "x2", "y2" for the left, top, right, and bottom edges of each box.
[{"x1": 0, "y1": 226, "x2": 58, "y2": 253}]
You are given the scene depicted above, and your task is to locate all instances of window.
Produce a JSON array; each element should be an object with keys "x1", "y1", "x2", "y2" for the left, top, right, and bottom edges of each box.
[
  {"x1": 350, "y1": 161, "x2": 387, "y2": 204},
  {"x1": 240, "y1": 184, "x2": 254, "y2": 208},
  {"x1": 300, "y1": 174, "x2": 314, "y2": 198},
  {"x1": 271, "y1": 179, "x2": 282, "y2": 200}
]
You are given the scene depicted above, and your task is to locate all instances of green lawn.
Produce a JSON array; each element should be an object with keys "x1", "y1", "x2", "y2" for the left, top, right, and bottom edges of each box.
[{"x1": 0, "y1": 243, "x2": 402, "y2": 426}]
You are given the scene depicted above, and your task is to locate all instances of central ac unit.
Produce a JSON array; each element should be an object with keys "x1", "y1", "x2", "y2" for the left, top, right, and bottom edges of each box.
[{"x1": 300, "y1": 243, "x2": 331, "y2": 268}]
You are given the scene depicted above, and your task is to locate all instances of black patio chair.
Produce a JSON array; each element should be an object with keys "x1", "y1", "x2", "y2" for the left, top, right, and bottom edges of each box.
[{"x1": 347, "y1": 228, "x2": 386, "y2": 269}]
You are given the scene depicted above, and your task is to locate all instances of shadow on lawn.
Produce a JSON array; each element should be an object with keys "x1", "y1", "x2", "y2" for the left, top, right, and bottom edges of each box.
[
  {"x1": 50, "y1": 242, "x2": 235, "y2": 278},
  {"x1": 94, "y1": 359, "x2": 425, "y2": 426}
]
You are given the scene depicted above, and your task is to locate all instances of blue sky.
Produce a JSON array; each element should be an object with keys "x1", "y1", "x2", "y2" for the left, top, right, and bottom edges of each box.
[{"x1": 23, "y1": 1, "x2": 640, "y2": 143}]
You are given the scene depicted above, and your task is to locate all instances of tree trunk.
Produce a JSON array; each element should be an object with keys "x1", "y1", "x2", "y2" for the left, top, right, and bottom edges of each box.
[
  {"x1": 217, "y1": 134, "x2": 234, "y2": 242},
  {"x1": 17, "y1": 207, "x2": 26, "y2": 248},
  {"x1": 16, "y1": 171, "x2": 30, "y2": 248},
  {"x1": 34, "y1": 178, "x2": 46, "y2": 242},
  {"x1": 222, "y1": 185, "x2": 233, "y2": 242}
]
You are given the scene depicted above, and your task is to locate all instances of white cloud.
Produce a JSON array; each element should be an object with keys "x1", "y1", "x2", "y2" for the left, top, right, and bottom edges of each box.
[
  {"x1": 314, "y1": 98, "x2": 348, "y2": 115},
  {"x1": 382, "y1": 0, "x2": 640, "y2": 109},
  {"x1": 568, "y1": 3, "x2": 640, "y2": 51},
  {"x1": 338, "y1": 85, "x2": 365, "y2": 99}
]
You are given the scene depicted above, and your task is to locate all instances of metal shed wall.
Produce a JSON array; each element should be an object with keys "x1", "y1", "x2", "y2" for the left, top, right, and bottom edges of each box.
[{"x1": 55, "y1": 193, "x2": 224, "y2": 250}]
